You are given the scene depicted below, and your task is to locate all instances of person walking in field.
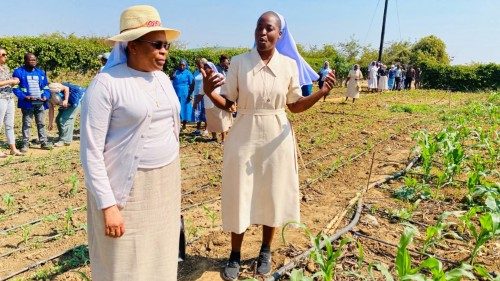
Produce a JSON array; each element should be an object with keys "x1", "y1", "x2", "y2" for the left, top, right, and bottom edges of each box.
[
  {"x1": 47, "y1": 82, "x2": 85, "y2": 146},
  {"x1": 395, "y1": 64, "x2": 403, "y2": 91},
  {"x1": 191, "y1": 58, "x2": 208, "y2": 136},
  {"x1": 367, "y1": 61, "x2": 378, "y2": 92},
  {"x1": 318, "y1": 61, "x2": 333, "y2": 101},
  {"x1": 0, "y1": 47, "x2": 23, "y2": 157},
  {"x1": 405, "y1": 66, "x2": 415, "y2": 90},
  {"x1": 377, "y1": 64, "x2": 388, "y2": 92},
  {"x1": 80, "y1": 5, "x2": 182, "y2": 280},
  {"x1": 388, "y1": 64, "x2": 396, "y2": 90},
  {"x1": 172, "y1": 59, "x2": 194, "y2": 131},
  {"x1": 202, "y1": 11, "x2": 335, "y2": 280},
  {"x1": 12, "y1": 53, "x2": 53, "y2": 152},
  {"x1": 344, "y1": 64, "x2": 363, "y2": 103},
  {"x1": 414, "y1": 67, "x2": 422, "y2": 89},
  {"x1": 197, "y1": 62, "x2": 234, "y2": 144}
]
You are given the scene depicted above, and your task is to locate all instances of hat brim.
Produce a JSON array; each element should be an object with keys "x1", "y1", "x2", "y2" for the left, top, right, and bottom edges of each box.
[{"x1": 106, "y1": 27, "x2": 181, "y2": 45}]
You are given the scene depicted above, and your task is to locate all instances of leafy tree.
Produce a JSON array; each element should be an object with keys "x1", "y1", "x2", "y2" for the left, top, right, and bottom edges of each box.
[
  {"x1": 411, "y1": 35, "x2": 450, "y2": 66},
  {"x1": 383, "y1": 41, "x2": 412, "y2": 66},
  {"x1": 357, "y1": 46, "x2": 378, "y2": 75},
  {"x1": 338, "y1": 36, "x2": 363, "y2": 63}
]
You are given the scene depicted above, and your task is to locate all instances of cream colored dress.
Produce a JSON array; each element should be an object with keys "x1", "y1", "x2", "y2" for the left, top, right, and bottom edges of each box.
[
  {"x1": 221, "y1": 48, "x2": 303, "y2": 234},
  {"x1": 346, "y1": 69, "x2": 363, "y2": 98}
]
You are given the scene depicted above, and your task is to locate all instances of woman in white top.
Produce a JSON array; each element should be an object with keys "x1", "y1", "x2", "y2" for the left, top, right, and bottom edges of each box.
[
  {"x1": 80, "y1": 5, "x2": 181, "y2": 281},
  {"x1": 344, "y1": 64, "x2": 363, "y2": 103},
  {"x1": 0, "y1": 47, "x2": 22, "y2": 157},
  {"x1": 203, "y1": 11, "x2": 336, "y2": 280}
]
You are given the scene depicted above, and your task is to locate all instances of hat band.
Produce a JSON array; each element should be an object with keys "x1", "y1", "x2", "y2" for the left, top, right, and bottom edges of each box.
[{"x1": 120, "y1": 20, "x2": 162, "y2": 33}]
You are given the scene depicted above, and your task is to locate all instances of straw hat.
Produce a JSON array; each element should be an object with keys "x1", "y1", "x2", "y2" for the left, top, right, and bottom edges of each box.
[{"x1": 107, "y1": 5, "x2": 180, "y2": 43}]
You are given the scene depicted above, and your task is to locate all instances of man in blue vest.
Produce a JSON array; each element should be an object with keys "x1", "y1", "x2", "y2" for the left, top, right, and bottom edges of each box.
[{"x1": 13, "y1": 53, "x2": 53, "y2": 152}]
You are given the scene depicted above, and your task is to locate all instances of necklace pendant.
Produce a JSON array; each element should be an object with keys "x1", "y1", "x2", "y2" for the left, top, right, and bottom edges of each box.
[{"x1": 156, "y1": 101, "x2": 160, "y2": 108}]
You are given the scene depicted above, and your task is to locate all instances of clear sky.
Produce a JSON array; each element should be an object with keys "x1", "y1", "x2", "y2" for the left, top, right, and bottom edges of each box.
[{"x1": 1, "y1": 0, "x2": 498, "y2": 65}]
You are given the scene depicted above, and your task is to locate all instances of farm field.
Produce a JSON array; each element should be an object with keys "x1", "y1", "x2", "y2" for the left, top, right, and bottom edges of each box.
[{"x1": 0, "y1": 89, "x2": 498, "y2": 281}]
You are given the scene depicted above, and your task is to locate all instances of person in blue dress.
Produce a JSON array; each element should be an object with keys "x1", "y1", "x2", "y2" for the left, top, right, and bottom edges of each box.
[
  {"x1": 388, "y1": 65, "x2": 396, "y2": 90},
  {"x1": 172, "y1": 59, "x2": 194, "y2": 130}
]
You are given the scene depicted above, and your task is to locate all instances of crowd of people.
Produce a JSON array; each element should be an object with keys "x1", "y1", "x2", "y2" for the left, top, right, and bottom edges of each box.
[
  {"x1": 1, "y1": 4, "x2": 427, "y2": 281},
  {"x1": 366, "y1": 61, "x2": 422, "y2": 92},
  {"x1": 0, "y1": 50, "x2": 85, "y2": 157}
]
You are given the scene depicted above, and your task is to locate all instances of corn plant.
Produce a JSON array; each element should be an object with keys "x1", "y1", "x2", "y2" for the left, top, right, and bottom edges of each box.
[
  {"x1": 437, "y1": 128, "x2": 465, "y2": 185},
  {"x1": 408, "y1": 257, "x2": 475, "y2": 281},
  {"x1": 63, "y1": 207, "x2": 76, "y2": 235},
  {"x1": 2, "y1": 193, "x2": 15, "y2": 210},
  {"x1": 414, "y1": 131, "x2": 439, "y2": 181},
  {"x1": 184, "y1": 219, "x2": 200, "y2": 240},
  {"x1": 68, "y1": 173, "x2": 80, "y2": 197},
  {"x1": 473, "y1": 264, "x2": 500, "y2": 281},
  {"x1": 20, "y1": 225, "x2": 32, "y2": 245},
  {"x1": 282, "y1": 222, "x2": 349, "y2": 281},
  {"x1": 421, "y1": 212, "x2": 462, "y2": 254},
  {"x1": 396, "y1": 227, "x2": 475, "y2": 280},
  {"x1": 460, "y1": 211, "x2": 500, "y2": 264},
  {"x1": 202, "y1": 205, "x2": 218, "y2": 228}
]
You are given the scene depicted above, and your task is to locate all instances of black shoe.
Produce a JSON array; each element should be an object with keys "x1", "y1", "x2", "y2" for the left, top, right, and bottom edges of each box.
[
  {"x1": 256, "y1": 250, "x2": 272, "y2": 276},
  {"x1": 20, "y1": 145, "x2": 29, "y2": 153},
  {"x1": 222, "y1": 260, "x2": 240, "y2": 281},
  {"x1": 41, "y1": 142, "x2": 53, "y2": 150}
]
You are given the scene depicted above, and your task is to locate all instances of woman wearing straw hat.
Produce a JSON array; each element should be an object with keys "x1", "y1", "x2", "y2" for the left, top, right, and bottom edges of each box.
[
  {"x1": 80, "y1": 5, "x2": 181, "y2": 280},
  {"x1": 203, "y1": 11, "x2": 336, "y2": 280}
]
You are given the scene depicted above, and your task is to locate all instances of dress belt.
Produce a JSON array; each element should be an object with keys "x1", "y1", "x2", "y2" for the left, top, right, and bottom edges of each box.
[{"x1": 237, "y1": 108, "x2": 285, "y2": 116}]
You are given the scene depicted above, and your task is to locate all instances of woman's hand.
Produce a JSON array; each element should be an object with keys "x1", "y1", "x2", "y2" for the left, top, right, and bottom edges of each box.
[
  {"x1": 320, "y1": 71, "x2": 336, "y2": 94},
  {"x1": 201, "y1": 68, "x2": 225, "y2": 96},
  {"x1": 62, "y1": 100, "x2": 69, "y2": 108},
  {"x1": 102, "y1": 205, "x2": 125, "y2": 238},
  {"x1": 10, "y1": 78, "x2": 19, "y2": 85},
  {"x1": 48, "y1": 123, "x2": 53, "y2": 131},
  {"x1": 229, "y1": 103, "x2": 237, "y2": 113}
]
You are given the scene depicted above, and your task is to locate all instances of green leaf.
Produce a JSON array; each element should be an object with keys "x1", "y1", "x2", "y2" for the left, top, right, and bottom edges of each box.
[
  {"x1": 372, "y1": 262, "x2": 395, "y2": 281},
  {"x1": 444, "y1": 263, "x2": 475, "y2": 280},
  {"x1": 401, "y1": 273, "x2": 428, "y2": 281}
]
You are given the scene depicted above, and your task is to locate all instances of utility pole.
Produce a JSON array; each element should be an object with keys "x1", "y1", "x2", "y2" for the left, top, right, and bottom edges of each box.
[{"x1": 378, "y1": 0, "x2": 389, "y2": 62}]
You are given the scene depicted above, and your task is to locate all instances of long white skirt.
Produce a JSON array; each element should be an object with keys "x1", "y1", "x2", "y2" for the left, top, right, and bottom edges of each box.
[
  {"x1": 87, "y1": 158, "x2": 181, "y2": 281},
  {"x1": 378, "y1": 76, "x2": 388, "y2": 90}
]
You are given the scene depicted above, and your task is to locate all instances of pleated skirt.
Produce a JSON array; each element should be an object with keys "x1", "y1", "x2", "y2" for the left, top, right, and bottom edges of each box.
[{"x1": 87, "y1": 158, "x2": 181, "y2": 281}]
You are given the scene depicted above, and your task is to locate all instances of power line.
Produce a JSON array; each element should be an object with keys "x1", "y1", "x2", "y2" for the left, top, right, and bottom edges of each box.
[
  {"x1": 396, "y1": 0, "x2": 402, "y2": 41},
  {"x1": 363, "y1": 0, "x2": 382, "y2": 45}
]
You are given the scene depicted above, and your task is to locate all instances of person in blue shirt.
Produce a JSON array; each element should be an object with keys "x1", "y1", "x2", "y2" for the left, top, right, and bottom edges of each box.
[
  {"x1": 171, "y1": 59, "x2": 194, "y2": 130},
  {"x1": 12, "y1": 53, "x2": 52, "y2": 151},
  {"x1": 48, "y1": 82, "x2": 85, "y2": 147},
  {"x1": 388, "y1": 65, "x2": 396, "y2": 90}
]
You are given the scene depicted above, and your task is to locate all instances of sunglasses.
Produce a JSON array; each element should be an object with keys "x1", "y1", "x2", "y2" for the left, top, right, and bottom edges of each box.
[
  {"x1": 0, "y1": 54, "x2": 7, "y2": 57},
  {"x1": 136, "y1": 40, "x2": 171, "y2": 50}
]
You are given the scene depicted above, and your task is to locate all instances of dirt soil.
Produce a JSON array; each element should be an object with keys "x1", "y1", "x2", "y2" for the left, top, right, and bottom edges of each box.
[{"x1": 0, "y1": 89, "x2": 497, "y2": 280}]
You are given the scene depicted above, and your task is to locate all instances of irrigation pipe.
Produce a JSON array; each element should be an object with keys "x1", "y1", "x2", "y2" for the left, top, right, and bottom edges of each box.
[
  {"x1": 267, "y1": 194, "x2": 363, "y2": 281},
  {"x1": 267, "y1": 154, "x2": 421, "y2": 280},
  {"x1": 181, "y1": 196, "x2": 221, "y2": 212},
  {"x1": 182, "y1": 183, "x2": 212, "y2": 197},
  {"x1": 0, "y1": 244, "x2": 86, "y2": 281},
  {"x1": 1, "y1": 206, "x2": 86, "y2": 234}
]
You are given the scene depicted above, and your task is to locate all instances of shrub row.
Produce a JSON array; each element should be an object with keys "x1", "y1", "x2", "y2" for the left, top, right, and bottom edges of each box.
[
  {"x1": 420, "y1": 62, "x2": 500, "y2": 91},
  {"x1": 1, "y1": 34, "x2": 497, "y2": 91}
]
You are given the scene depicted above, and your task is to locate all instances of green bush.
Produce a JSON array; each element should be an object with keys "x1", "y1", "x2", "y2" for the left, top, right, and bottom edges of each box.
[
  {"x1": 0, "y1": 33, "x2": 110, "y2": 74},
  {"x1": 420, "y1": 62, "x2": 500, "y2": 91}
]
